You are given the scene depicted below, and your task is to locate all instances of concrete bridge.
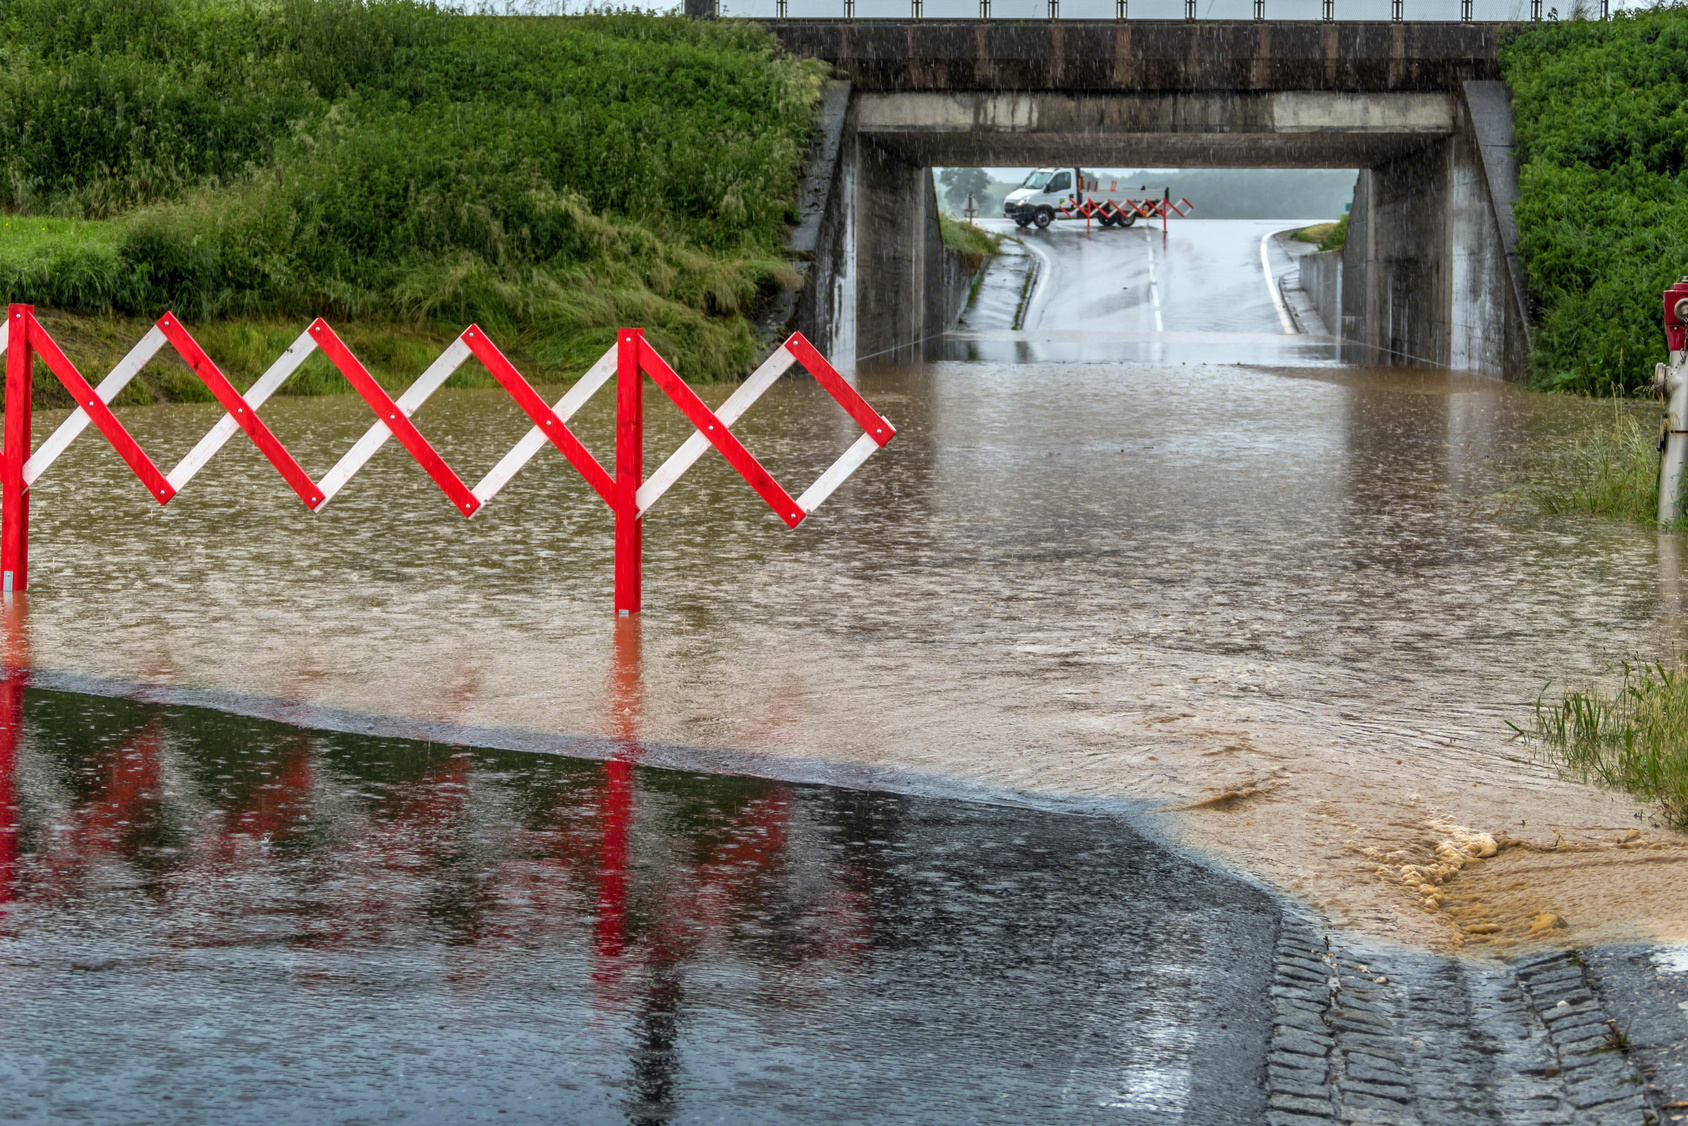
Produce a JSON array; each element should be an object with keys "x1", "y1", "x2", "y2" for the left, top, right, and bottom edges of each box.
[{"x1": 772, "y1": 21, "x2": 1530, "y2": 377}]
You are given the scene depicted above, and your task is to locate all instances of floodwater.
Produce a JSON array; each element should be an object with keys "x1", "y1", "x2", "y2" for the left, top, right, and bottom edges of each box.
[
  {"x1": 0, "y1": 687, "x2": 1275, "y2": 1122},
  {"x1": 4, "y1": 217, "x2": 1688, "y2": 967}
]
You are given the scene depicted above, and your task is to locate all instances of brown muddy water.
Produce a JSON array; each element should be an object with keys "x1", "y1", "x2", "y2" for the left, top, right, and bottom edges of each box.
[{"x1": 7, "y1": 221, "x2": 1688, "y2": 958}]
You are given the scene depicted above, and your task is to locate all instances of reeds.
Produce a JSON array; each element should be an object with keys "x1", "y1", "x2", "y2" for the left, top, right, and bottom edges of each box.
[
  {"x1": 1516, "y1": 658, "x2": 1688, "y2": 826},
  {"x1": 1523, "y1": 407, "x2": 1669, "y2": 525}
]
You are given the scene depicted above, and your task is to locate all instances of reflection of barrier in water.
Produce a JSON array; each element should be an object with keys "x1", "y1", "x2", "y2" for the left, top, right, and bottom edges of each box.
[
  {"x1": 0, "y1": 305, "x2": 897, "y2": 613},
  {"x1": 596, "y1": 615, "x2": 643, "y2": 978},
  {"x1": 0, "y1": 599, "x2": 22, "y2": 904}
]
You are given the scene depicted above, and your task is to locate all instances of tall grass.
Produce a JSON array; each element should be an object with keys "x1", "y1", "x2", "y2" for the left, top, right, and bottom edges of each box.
[
  {"x1": 1524, "y1": 408, "x2": 1669, "y2": 525},
  {"x1": 0, "y1": 1, "x2": 828, "y2": 385},
  {"x1": 1516, "y1": 659, "x2": 1688, "y2": 826}
]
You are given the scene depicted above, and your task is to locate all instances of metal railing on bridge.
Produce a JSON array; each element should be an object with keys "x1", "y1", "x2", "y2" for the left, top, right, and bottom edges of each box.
[{"x1": 747, "y1": 0, "x2": 1602, "y2": 22}]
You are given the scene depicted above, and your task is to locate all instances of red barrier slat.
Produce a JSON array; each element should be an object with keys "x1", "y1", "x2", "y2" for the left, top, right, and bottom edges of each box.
[
  {"x1": 27, "y1": 313, "x2": 174, "y2": 506},
  {"x1": 461, "y1": 327, "x2": 615, "y2": 508},
  {"x1": 783, "y1": 333, "x2": 896, "y2": 448},
  {"x1": 3, "y1": 306, "x2": 32, "y2": 591},
  {"x1": 156, "y1": 314, "x2": 324, "y2": 509},
  {"x1": 309, "y1": 320, "x2": 481, "y2": 517},
  {"x1": 638, "y1": 339, "x2": 805, "y2": 528}
]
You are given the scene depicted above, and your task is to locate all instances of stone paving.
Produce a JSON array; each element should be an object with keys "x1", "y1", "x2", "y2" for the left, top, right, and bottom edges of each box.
[{"x1": 1266, "y1": 915, "x2": 1661, "y2": 1125}]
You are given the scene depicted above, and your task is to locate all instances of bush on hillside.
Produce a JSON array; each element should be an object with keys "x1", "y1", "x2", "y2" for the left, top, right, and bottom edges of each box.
[
  {"x1": 1501, "y1": 8, "x2": 1688, "y2": 394},
  {"x1": 0, "y1": 1, "x2": 827, "y2": 382}
]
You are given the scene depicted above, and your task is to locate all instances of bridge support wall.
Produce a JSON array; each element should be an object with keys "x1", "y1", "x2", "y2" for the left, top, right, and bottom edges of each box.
[{"x1": 1336, "y1": 82, "x2": 1527, "y2": 376}]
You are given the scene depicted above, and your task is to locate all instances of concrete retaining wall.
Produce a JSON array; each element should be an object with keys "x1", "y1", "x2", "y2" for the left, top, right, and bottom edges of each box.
[
  {"x1": 777, "y1": 81, "x2": 853, "y2": 360},
  {"x1": 1300, "y1": 247, "x2": 1343, "y2": 339}
]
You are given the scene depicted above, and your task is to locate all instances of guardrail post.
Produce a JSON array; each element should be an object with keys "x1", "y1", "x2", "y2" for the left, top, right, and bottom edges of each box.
[
  {"x1": 615, "y1": 328, "x2": 644, "y2": 616},
  {"x1": 3, "y1": 305, "x2": 32, "y2": 598}
]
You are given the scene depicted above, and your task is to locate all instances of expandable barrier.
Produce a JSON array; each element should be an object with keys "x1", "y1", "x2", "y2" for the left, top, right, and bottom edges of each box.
[
  {"x1": 0, "y1": 304, "x2": 896, "y2": 613},
  {"x1": 1058, "y1": 196, "x2": 1195, "y2": 224}
]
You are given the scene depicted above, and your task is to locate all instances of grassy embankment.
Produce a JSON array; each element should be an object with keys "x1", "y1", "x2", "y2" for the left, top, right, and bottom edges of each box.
[
  {"x1": 0, "y1": 0, "x2": 827, "y2": 404},
  {"x1": 1291, "y1": 214, "x2": 1348, "y2": 252},
  {"x1": 1501, "y1": 9, "x2": 1688, "y2": 823},
  {"x1": 938, "y1": 213, "x2": 1009, "y2": 316}
]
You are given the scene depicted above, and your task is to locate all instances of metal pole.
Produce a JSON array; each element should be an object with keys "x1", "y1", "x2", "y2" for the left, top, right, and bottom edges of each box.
[
  {"x1": 1658, "y1": 279, "x2": 1688, "y2": 524},
  {"x1": 1660, "y1": 357, "x2": 1687, "y2": 524},
  {"x1": 2, "y1": 306, "x2": 32, "y2": 598},
  {"x1": 615, "y1": 329, "x2": 643, "y2": 615}
]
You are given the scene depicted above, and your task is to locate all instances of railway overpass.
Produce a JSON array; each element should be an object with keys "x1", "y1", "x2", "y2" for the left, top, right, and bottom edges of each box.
[{"x1": 768, "y1": 21, "x2": 1529, "y2": 376}]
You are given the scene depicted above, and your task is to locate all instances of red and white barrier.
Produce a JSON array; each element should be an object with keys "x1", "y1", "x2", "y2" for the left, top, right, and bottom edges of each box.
[
  {"x1": 0, "y1": 305, "x2": 896, "y2": 613},
  {"x1": 1057, "y1": 196, "x2": 1195, "y2": 224}
]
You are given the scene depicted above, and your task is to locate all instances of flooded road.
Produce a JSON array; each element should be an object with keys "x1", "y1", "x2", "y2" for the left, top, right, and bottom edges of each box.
[
  {"x1": 0, "y1": 688, "x2": 1275, "y2": 1122},
  {"x1": 946, "y1": 217, "x2": 1338, "y2": 364},
  {"x1": 5, "y1": 219, "x2": 1687, "y2": 958}
]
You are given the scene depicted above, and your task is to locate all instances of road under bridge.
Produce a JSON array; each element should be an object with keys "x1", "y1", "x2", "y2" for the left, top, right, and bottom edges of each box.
[{"x1": 772, "y1": 21, "x2": 1529, "y2": 377}]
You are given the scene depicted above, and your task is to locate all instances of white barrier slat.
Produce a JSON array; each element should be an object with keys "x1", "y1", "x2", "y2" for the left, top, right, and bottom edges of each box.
[
  {"x1": 0, "y1": 318, "x2": 9, "y2": 355},
  {"x1": 315, "y1": 337, "x2": 472, "y2": 509},
  {"x1": 470, "y1": 344, "x2": 617, "y2": 505},
  {"x1": 165, "y1": 326, "x2": 320, "y2": 492},
  {"x1": 636, "y1": 345, "x2": 794, "y2": 516},
  {"x1": 24, "y1": 326, "x2": 167, "y2": 487},
  {"x1": 794, "y1": 431, "x2": 880, "y2": 515}
]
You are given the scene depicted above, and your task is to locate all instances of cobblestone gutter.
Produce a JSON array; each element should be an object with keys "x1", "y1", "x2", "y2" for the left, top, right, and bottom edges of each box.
[{"x1": 1267, "y1": 918, "x2": 1658, "y2": 1125}]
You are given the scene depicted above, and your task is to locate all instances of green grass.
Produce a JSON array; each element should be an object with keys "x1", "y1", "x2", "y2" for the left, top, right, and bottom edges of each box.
[
  {"x1": 938, "y1": 215, "x2": 1005, "y2": 272},
  {"x1": 0, "y1": 1, "x2": 829, "y2": 390},
  {"x1": 1522, "y1": 406, "x2": 1672, "y2": 525},
  {"x1": 15, "y1": 309, "x2": 528, "y2": 410},
  {"x1": 1514, "y1": 658, "x2": 1688, "y2": 826},
  {"x1": 1291, "y1": 216, "x2": 1347, "y2": 252}
]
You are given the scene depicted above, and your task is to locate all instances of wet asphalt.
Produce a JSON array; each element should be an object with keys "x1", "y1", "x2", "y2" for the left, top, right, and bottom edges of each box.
[{"x1": 0, "y1": 688, "x2": 1278, "y2": 1123}]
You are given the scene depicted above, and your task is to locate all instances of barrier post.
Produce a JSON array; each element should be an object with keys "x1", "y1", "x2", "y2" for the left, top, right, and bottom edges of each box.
[
  {"x1": 2, "y1": 305, "x2": 33, "y2": 597},
  {"x1": 614, "y1": 328, "x2": 644, "y2": 615}
]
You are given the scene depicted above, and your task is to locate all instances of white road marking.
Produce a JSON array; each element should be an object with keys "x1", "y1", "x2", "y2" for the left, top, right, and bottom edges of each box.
[{"x1": 1261, "y1": 231, "x2": 1296, "y2": 335}]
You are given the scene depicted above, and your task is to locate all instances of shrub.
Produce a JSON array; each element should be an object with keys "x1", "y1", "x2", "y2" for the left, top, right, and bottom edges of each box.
[
  {"x1": 0, "y1": 2, "x2": 827, "y2": 383},
  {"x1": 1502, "y1": 8, "x2": 1688, "y2": 394}
]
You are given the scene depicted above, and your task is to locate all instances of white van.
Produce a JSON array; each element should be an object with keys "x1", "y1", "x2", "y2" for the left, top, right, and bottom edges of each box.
[{"x1": 1002, "y1": 168, "x2": 1186, "y2": 229}]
